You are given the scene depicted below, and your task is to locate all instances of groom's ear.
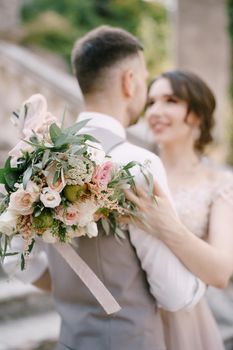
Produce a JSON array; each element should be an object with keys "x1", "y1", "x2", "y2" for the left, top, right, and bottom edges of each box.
[{"x1": 122, "y1": 70, "x2": 134, "y2": 98}]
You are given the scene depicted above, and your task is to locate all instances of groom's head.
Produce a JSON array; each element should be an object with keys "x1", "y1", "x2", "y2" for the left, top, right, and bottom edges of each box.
[{"x1": 71, "y1": 26, "x2": 148, "y2": 125}]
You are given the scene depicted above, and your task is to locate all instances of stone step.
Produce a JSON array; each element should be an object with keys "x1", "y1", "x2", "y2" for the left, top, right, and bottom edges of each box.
[
  {"x1": 0, "y1": 278, "x2": 56, "y2": 322},
  {"x1": 0, "y1": 278, "x2": 40, "y2": 301},
  {"x1": 0, "y1": 278, "x2": 60, "y2": 350},
  {"x1": 0, "y1": 312, "x2": 60, "y2": 350}
]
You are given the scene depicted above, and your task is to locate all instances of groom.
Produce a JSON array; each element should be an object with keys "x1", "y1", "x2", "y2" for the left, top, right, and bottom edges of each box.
[
  {"x1": 49, "y1": 26, "x2": 204, "y2": 350},
  {"x1": 4, "y1": 26, "x2": 205, "y2": 350}
]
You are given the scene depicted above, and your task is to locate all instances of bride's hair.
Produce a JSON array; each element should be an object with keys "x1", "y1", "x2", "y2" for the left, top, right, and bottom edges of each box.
[
  {"x1": 71, "y1": 25, "x2": 143, "y2": 95},
  {"x1": 149, "y1": 70, "x2": 216, "y2": 153}
]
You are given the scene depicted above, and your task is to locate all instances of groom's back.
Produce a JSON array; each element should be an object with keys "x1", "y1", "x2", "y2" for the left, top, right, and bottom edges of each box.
[{"x1": 47, "y1": 226, "x2": 165, "y2": 350}]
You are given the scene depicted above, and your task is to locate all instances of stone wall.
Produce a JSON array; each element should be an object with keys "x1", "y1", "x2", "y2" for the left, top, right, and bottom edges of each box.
[
  {"x1": 0, "y1": 0, "x2": 21, "y2": 33},
  {"x1": 0, "y1": 41, "x2": 84, "y2": 165},
  {"x1": 175, "y1": 0, "x2": 230, "y2": 145}
]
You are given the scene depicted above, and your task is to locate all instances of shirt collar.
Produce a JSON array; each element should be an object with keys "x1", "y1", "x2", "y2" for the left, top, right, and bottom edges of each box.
[{"x1": 78, "y1": 111, "x2": 126, "y2": 140}]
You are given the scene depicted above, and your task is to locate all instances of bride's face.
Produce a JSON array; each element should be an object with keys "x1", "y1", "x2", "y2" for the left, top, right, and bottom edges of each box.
[{"x1": 145, "y1": 78, "x2": 197, "y2": 148}]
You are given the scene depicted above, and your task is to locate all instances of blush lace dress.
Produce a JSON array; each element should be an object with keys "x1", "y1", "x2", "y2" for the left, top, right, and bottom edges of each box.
[{"x1": 160, "y1": 168, "x2": 233, "y2": 350}]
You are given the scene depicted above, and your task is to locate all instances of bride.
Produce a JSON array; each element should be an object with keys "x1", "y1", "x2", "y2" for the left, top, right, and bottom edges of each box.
[{"x1": 125, "y1": 70, "x2": 233, "y2": 350}]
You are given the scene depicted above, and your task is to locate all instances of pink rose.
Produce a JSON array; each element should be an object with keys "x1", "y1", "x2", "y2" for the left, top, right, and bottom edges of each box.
[
  {"x1": 92, "y1": 161, "x2": 113, "y2": 188},
  {"x1": 55, "y1": 204, "x2": 79, "y2": 226},
  {"x1": 9, "y1": 181, "x2": 40, "y2": 215}
]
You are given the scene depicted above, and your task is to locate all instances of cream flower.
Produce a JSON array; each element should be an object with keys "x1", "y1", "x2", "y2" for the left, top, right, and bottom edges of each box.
[
  {"x1": 9, "y1": 181, "x2": 40, "y2": 215},
  {"x1": 40, "y1": 187, "x2": 61, "y2": 208},
  {"x1": 75, "y1": 200, "x2": 99, "y2": 227},
  {"x1": 86, "y1": 221, "x2": 98, "y2": 238},
  {"x1": 0, "y1": 210, "x2": 17, "y2": 236}
]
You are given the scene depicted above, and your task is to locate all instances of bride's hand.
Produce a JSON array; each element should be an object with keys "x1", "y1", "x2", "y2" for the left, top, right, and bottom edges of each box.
[{"x1": 123, "y1": 181, "x2": 183, "y2": 239}]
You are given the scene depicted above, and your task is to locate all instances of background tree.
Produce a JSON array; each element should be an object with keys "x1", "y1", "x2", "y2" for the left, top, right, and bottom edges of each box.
[
  {"x1": 227, "y1": 0, "x2": 233, "y2": 164},
  {"x1": 20, "y1": 0, "x2": 170, "y2": 74}
]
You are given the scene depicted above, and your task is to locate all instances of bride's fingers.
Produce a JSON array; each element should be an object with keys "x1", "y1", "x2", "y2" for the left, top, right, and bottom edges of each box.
[
  {"x1": 124, "y1": 189, "x2": 142, "y2": 208},
  {"x1": 135, "y1": 185, "x2": 148, "y2": 199},
  {"x1": 153, "y1": 180, "x2": 166, "y2": 198},
  {"x1": 118, "y1": 215, "x2": 131, "y2": 224}
]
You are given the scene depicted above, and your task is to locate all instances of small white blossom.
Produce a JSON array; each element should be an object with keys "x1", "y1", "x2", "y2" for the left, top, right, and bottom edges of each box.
[
  {"x1": 86, "y1": 221, "x2": 98, "y2": 238},
  {"x1": 87, "y1": 142, "x2": 106, "y2": 165},
  {"x1": 40, "y1": 187, "x2": 61, "y2": 208}
]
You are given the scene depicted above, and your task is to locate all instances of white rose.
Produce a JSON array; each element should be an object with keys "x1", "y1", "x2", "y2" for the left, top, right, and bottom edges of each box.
[
  {"x1": 40, "y1": 187, "x2": 61, "y2": 208},
  {"x1": 42, "y1": 229, "x2": 58, "y2": 243},
  {"x1": 75, "y1": 200, "x2": 98, "y2": 227},
  {"x1": 87, "y1": 142, "x2": 106, "y2": 165},
  {"x1": 86, "y1": 221, "x2": 98, "y2": 238},
  {"x1": 0, "y1": 210, "x2": 17, "y2": 236}
]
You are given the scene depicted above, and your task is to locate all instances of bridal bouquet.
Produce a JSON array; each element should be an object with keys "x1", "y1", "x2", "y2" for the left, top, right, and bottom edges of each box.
[{"x1": 0, "y1": 95, "x2": 140, "y2": 270}]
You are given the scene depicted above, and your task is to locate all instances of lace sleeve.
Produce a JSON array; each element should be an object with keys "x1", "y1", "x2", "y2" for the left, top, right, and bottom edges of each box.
[{"x1": 215, "y1": 170, "x2": 233, "y2": 206}]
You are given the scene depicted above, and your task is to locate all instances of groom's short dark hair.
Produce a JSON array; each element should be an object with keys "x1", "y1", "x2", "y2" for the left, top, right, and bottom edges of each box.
[{"x1": 71, "y1": 25, "x2": 143, "y2": 95}]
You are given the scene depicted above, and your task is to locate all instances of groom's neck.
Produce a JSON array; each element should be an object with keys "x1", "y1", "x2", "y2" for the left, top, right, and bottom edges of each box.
[{"x1": 84, "y1": 93, "x2": 129, "y2": 127}]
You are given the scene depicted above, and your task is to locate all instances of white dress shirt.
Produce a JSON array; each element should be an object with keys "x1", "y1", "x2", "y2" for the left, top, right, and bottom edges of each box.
[{"x1": 3, "y1": 112, "x2": 205, "y2": 311}]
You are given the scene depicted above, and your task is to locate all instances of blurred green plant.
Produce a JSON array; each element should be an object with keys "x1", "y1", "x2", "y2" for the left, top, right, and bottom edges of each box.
[
  {"x1": 228, "y1": 0, "x2": 233, "y2": 98},
  {"x1": 20, "y1": 0, "x2": 170, "y2": 74},
  {"x1": 227, "y1": 0, "x2": 233, "y2": 164}
]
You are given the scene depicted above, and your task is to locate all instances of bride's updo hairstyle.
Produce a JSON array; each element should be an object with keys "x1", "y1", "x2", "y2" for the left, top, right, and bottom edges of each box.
[{"x1": 149, "y1": 70, "x2": 216, "y2": 153}]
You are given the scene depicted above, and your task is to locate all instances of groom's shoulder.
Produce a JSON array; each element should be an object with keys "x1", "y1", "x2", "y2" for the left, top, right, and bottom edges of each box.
[{"x1": 115, "y1": 141, "x2": 161, "y2": 164}]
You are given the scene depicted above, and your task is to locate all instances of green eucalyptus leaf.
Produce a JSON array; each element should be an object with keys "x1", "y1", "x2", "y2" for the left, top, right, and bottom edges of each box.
[
  {"x1": 61, "y1": 105, "x2": 67, "y2": 129},
  {"x1": 4, "y1": 157, "x2": 12, "y2": 170},
  {"x1": 42, "y1": 150, "x2": 50, "y2": 167},
  {"x1": 34, "y1": 206, "x2": 43, "y2": 217},
  {"x1": 53, "y1": 169, "x2": 61, "y2": 185},
  {"x1": 63, "y1": 119, "x2": 91, "y2": 135},
  {"x1": 21, "y1": 253, "x2": 25, "y2": 270},
  {"x1": 5, "y1": 172, "x2": 20, "y2": 190},
  {"x1": 123, "y1": 161, "x2": 139, "y2": 171},
  {"x1": 1, "y1": 251, "x2": 18, "y2": 257},
  {"x1": 53, "y1": 133, "x2": 70, "y2": 147},
  {"x1": 49, "y1": 123, "x2": 62, "y2": 144},
  {"x1": 28, "y1": 238, "x2": 35, "y2": 253},
  {"x1": 101, "y1": 218, "x2": 110, "y2": 235},
  {"x1": 82, "y1": 134, "x2": 100, "y2": 143},
  {"x1": 29, "y1": 133, "x2": 39, "y2": 144},
  {"x1": 115, "y1": 227, "x2": 126, "y2": 239},
  {"x1": 0, "y1": 169, "x2": 6, "y2": 184},
  {"x1": 23, "y1": 165, "x2": 32, "y2": 189}
]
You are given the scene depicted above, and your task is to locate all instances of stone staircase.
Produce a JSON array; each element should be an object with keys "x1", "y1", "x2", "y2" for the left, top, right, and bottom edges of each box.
[{"x1": 0, "y1": 269, "x2": 60, "y2": 350}]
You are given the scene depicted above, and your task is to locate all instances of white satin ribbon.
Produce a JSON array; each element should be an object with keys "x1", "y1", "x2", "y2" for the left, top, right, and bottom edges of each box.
[{"x1": 54, "y1": 242, "x2": 121, "y2": 315}]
